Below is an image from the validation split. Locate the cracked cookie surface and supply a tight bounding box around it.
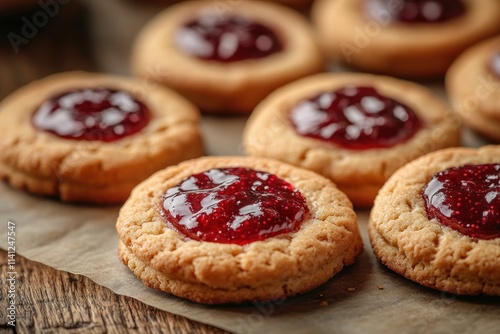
[116,156,363,304]
[369,146,500,295]
[0,71,203,204]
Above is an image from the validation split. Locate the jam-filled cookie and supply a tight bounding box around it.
[116,156,363,304]
[131,0,324,114]
[243,73,461,207]
[369,146,500,295]
[312,0,500,77]
[446,36,500,142]
[0,71,203,204]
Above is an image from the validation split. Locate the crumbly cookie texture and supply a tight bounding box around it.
[116,156,363,304]
[243,73,461,207]
[0,71,203,204]
[446,35,500,142]
[131,0,324,114]
[312,0,500,77]
[369,146,500,295]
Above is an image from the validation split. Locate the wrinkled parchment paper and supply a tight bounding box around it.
[1,0,499,332]
[1,120,499,334]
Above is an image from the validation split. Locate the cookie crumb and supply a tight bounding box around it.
[319,301,328,307]
[377,284,384,290]
[346,287,356,292]
[319,294,324,297]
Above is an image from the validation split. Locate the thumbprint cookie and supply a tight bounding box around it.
[369,146,500,295]
[243,73,461,207]
[0,71,203,204]
[116,156,363,304]
[131,0,324,113]
[312,0,500,77]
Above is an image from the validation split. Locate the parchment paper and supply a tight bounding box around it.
[1,121,499,334]
[1,0,500,333]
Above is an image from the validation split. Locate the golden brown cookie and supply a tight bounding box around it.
[369,146,500,295]
[0,71,203,204]
[243,73,461,207]
[131,0,324,114]
[116,156,363,304]
[446,35,500,142]
[312,0,500,78]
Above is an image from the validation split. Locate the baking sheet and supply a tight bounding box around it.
[1,0,499,333]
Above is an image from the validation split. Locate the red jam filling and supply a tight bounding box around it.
[289,86,421,150]
[489,51,500,78]
[161,167,309,245]
[368,0,466,23]
[423,164,500,240]
[32,88,151,142]
[175,15,283,62]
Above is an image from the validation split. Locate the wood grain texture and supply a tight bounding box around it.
[0,250,230,334]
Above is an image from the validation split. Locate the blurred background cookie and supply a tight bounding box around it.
[313,0,500,77]
[131,0,325,114]
[446,35,500,142]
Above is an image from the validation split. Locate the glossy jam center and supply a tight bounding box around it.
[488,51,500,78]
[32,88,151,142]
[423,164,500,240]
[289,86,421,150]
[162,167,309,245]
[175,15,283,62]
[368,0,466,23]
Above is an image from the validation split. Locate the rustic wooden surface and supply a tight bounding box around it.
[0,250,230,334]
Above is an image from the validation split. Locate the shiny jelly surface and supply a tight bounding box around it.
[423,164,500,240]
[161,167,309,245]
[488,51,500,78]
[368,0,466,23]
[32,88,151,142]
[289,86,421,150]
[175,15,283,62]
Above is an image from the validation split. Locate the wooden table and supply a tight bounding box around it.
[0,250,229,333]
